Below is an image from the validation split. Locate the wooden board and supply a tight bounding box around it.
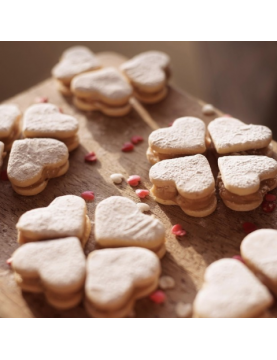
[1,52,277,318]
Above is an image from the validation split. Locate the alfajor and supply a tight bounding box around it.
[7,138,69,196]
[0,141,5,168]
[149,154,217,217]
[218,156,277,211]
[147,117,207,165]
[71,67,133,117]
[0,104,21,151]
[16,195,91,247]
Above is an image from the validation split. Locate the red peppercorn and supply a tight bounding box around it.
[121,142,134,152]
[6,258,12,266]
[84,152,97,162]
[149,290,166,304]
[59,107,63,113]
[262,201,276,213]
[232,255,245,264]
[265,194,276,202]
[171,224,187,236]
[242,222,258,234]
[81,191,95,201]
[131,135,143,145]
[0,170,9,181]
[35,96,48,103]
[135,189,149,198]
[127,175,141,186]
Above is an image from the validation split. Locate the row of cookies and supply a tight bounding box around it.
[149,154,277,215]
[52,46,171,116]
[147,116,273,165]
[9,194,167,316]
[193,229,277,318]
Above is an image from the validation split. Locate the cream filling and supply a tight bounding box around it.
[148,146,207,162]
[152,184,215,211]
[217,173,277,205]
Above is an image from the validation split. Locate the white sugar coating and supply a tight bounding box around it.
[193,259,273,318]
[12,237,86,293]
[149,154,215,199]
[85,247,161,308]
[110,173,124,184]
[159,275,175,289]
[218,156,277,196]
[71,67,133,100]
[0,104,21,136]
[23,103,78,137]
[149,117,206,154]
[136,203,150,212]
[208,117,272,154]
[241,229,277,294]
[202,104,215,115]
[52,46,100,80]
[95,196,165,250]
[175,302,192,318]
[0,141,4,168]
[131,51,170,69]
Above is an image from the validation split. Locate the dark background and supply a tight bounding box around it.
[1,41,277,134]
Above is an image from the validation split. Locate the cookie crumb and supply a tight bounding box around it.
[127,175,141,186]
[136,203,150,212]
[135,189,149,198]
[159,276,175,290]
[149,290,166,304]
[202,104,215,115]
[175,302,192,318]
[131,135,144,145]
[121,142,134,152]
[110,173,124,184]
[84,152,97,162]
[171,224,186,236]
[81,191,95,201]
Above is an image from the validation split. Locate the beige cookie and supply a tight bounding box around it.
[147,117,207,164]
[218,156,277,211]
[149,154,216,217]
[7,138,69,196]
[23,103,79,151]
[193,258,273,318]
[0,141,5,168]
[208,117,272,156]
[11,237,86,310]
[121,51,170,104]
[16,195,91,247]
[85,247,161,318]
[0,104,21,151]
[52,46,101,85]
[95,196,166,258]
[241,229,277,295]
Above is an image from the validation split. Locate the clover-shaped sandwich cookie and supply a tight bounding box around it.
[71,67,133,117]
[241,229,277,296]
[0,104,21,151]
[7,138,69,196]
[120,50,170,104]
[147,117,207,165]
[95,196,166,258]
[11,237,86,310]
[52,46,101,96]
[16,195,91,247]
[149,154,217,217]
[193,259,273,318]
[85,247,161,318]
[0,141,5,169]
[218,156,277,211]
[208,116,273,157]
[23,103,79,151]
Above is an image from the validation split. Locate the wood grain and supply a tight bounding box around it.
[0,52,277,318]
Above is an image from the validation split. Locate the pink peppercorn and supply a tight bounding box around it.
[232,255,245,264]
[262,201,276,213]
[121,142,134,152]
[149,290,166,304]
[6,258,12,266]
[171,224,186,236]
[242,222,258,234]
[84,152,97,162]
[127,175,141,186]
[135,189,149,198]
[131,135,143,145]
[265,194,276,202]
[35,96,48,103]
[81,191,95,201]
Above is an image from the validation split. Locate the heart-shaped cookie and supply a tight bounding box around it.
[149,154,216,217]
[16,195,91,247]
[193,258,273,318]
[147,117,207,164]
[23,103,79,151]
[52,46,101,84]
[12,237,86,310]
[0,104,21,151]
[85,247,161,317]
[95,196,166,258]
[0,141,4,168]
[241,229,277,295]
[208,117,272,155]
[7,138,69,195]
